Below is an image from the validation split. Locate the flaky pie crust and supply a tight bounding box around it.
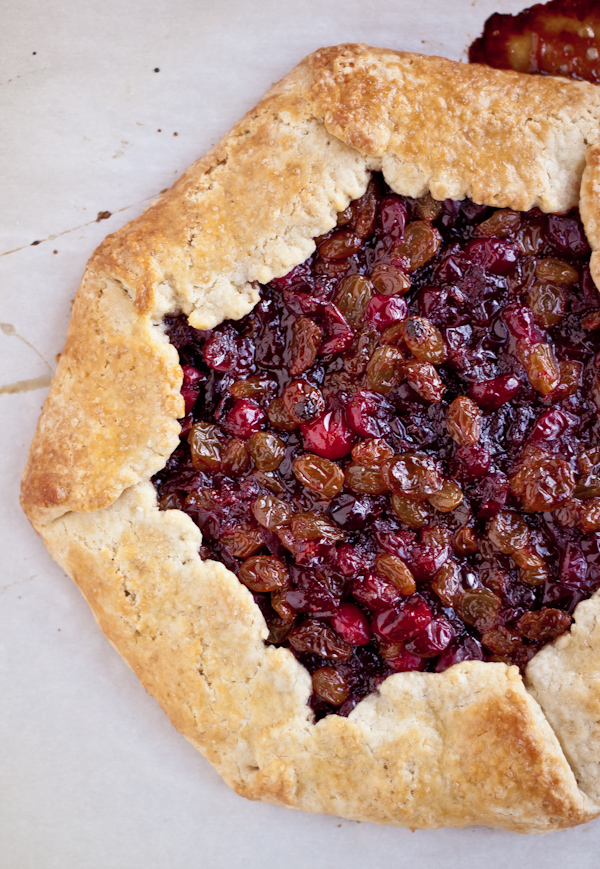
[20,45,600,831]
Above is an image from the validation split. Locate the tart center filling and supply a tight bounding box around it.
[154,176,600,719]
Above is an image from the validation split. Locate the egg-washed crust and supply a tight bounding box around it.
[20,45,600,830]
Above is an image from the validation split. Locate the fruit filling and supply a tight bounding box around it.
[469,0,600,83]
[154,175,600,719]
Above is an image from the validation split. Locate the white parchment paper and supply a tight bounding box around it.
[2,0,598,866]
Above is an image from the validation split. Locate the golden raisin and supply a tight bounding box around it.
[393,221,442,271]
[252,493,294,530]
[401,317,447,364]
[427,479,463,512]
[344,464,388,495]
[431,560,461,606]
[311,667,350,705]
[333,275,373,327]
[293,454,344,500]
[188,422,223,472]
[375,554,416,595]
[238,555,289,592]
[247,431,285,471]
[390,494,430,528]
[351,438,394,467]
[446,396,482,446]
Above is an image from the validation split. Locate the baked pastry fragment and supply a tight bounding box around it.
[21,44,600,831]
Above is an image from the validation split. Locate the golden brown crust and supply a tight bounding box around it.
[20,45,600,830]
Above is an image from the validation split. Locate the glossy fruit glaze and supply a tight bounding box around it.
[469,0,600,83]
[154,175,600,719]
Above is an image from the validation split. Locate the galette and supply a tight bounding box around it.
[21,44,600,831]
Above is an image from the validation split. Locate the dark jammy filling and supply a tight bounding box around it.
[154,175,600,719]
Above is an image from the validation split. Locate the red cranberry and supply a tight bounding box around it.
[405,617,455,657]
[285,574,341,617]
[366,295,408,331]
[528,408,570,443]
[181,387,200,414]
[329,493,378,531]
[302,410,355,459]
[546,214,590,257]
[320,304,354,354]
[270,263,312,290]
[224,399,265,439]
[203,328,252,374]
[468,374,520,410]
[352,573,403,612]
[408,542,449,580]
[345,391,391,438]
[374,527,416,561]
[559,543,588,588]
[371,595,432,642]
[379,196,407,241]
[182,364,204,387]
[502,304,544,343]
[463,238,519,274]
[434,636,485,672]
[202,328,238,371]
[283,287,323,316]
[475,471,509,518]
[335,543,366,576]
[330,602,372,645]
[454,445,491,480]
[386,650,427,672]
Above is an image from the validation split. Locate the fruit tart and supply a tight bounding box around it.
[21,44,600,831]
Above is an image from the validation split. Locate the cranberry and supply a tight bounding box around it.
[468,374,520,410]
[454,445,491,480]
[302,410,355,460]
[546,215,590,257]
[559,543,588,588]
[474,471,509,518]
[335,544,366,576]
[329,493,378,531]
[182,364,204,387]
[283,287,323,316]
[405,617,455,657]
[320,304,354,354]
[224,399,265,439]
[415,539,451,579]
[528,408,570,443]
[366,295,408,331]
[435,637,485,672]
[345,391,391,438]
[330,602,372,645]
[203,328,253,374]
[371,595,432,643]
[379,196,407,241]
[181,386,200,414]
[352,573,403,612]
[502,304,544,343]
[285,572,341,616]
[375,528,416,561]
[386,650,427,673]
[463,238,519,274]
